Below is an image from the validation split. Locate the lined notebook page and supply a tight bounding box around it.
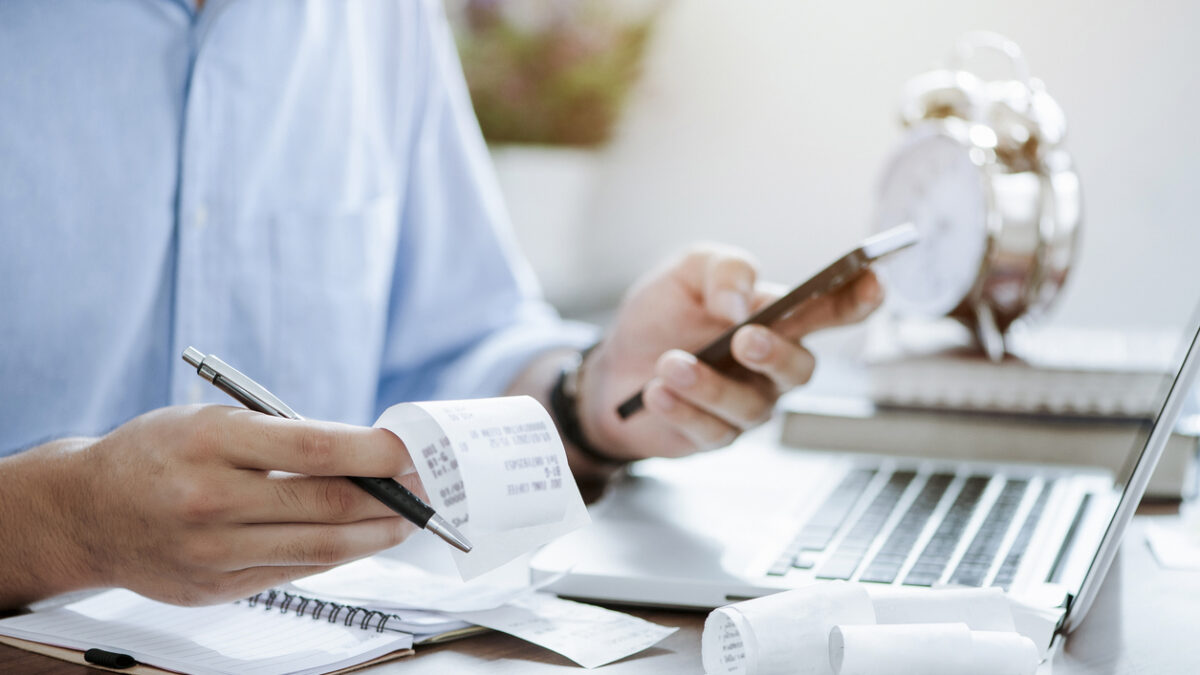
[0,589,413,675]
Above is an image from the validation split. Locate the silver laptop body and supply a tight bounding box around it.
[531,311,1200,648]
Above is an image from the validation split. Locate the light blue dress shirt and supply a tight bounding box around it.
[0,0,594,455]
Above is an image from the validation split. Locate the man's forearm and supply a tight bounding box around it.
[0,438,96,609]
[505,348,624,486]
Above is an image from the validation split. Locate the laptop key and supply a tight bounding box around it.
[816,471,916,580]
[793,550,820,569]
[903,571,941,587]
[816,554,864,580]
[795,469,877,547]
[766,559,793,576]
[794,526,840,550]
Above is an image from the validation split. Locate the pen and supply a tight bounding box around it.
[84,648,137,669]
[181,346,472,553]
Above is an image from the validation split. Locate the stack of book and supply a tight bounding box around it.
[781,322,1199,500]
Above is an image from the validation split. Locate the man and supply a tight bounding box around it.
[0,0,880,610]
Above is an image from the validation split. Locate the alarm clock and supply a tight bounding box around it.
[873,32,1082,360]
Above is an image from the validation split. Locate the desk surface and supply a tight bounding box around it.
[3,517,1198,674]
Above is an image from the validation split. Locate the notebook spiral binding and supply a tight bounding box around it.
[239,589,400,633]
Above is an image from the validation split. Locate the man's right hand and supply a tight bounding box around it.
[0,405,421,609]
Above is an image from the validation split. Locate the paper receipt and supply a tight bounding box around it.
[291,556,560,613]
[375,396,590,579]
[448,592,678,668]
[701,582,876,675]
[701,585,1039,675]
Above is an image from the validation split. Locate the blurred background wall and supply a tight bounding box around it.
[465,1,1200,331]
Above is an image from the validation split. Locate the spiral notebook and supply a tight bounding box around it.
[0,588,425,675]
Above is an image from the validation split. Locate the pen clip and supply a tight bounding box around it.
[182,346,302,420]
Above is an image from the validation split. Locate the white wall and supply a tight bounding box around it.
[541,1,1200,331]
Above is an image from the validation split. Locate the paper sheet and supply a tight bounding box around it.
[374,396,589,579]
[700,582,875,675]
[447,592,677,669]
[1146,520,1200,569]
[701,585,1041,675]
[829,623,1037,675]
[291,556,557,612]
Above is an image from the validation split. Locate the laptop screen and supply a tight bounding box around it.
[1063,307,1200,632]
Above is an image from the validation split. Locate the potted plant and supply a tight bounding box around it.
[445,0,662,309]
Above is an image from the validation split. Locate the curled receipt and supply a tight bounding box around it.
[701,585,1039,675]
[375,396,589,579]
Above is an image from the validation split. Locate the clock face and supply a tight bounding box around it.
[875,131,991,318]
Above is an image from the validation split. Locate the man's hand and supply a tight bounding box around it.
[579,245,882,463]
[0,405,420,609]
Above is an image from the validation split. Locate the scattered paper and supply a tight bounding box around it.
[447,592,677,669]
[1146,520,1200,569]
[291,556,557,613]
[375,396,589,579]
[701,585,1042,675]
[829,623,1037,675]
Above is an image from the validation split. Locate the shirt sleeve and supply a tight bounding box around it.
[374,0,597,415]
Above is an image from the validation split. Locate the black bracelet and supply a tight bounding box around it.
[549,346,629,466]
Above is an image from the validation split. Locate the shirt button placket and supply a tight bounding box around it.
[193,203,208,230]
[171,48,210,405]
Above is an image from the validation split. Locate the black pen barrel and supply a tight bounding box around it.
[348,476,435,528]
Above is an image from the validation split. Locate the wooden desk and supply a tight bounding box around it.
[4,517,1198,674]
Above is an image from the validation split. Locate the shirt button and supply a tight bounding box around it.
[188,381,205,405]
[194,204,209,230]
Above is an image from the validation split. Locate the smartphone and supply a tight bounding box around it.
[616,223,919,420]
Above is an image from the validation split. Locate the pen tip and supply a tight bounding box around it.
[427,513,473,553]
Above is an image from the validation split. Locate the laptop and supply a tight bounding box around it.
[530,308,1200,651]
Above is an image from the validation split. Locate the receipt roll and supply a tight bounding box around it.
[829,623,1037,675]
[866,586,1016,632]
[700,583,875,675]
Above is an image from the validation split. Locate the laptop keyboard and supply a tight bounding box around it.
[991,480,1055,589]
[765,469,876,576]
[903,476,990,586]
[947,479,1028,587]
[858,473,953,584]
[768,468,1052,589]
[815,471,916,580]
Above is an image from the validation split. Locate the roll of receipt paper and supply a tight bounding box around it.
[700,583,875,675]
[701,585,1039,675]
[829,623,1037,675]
